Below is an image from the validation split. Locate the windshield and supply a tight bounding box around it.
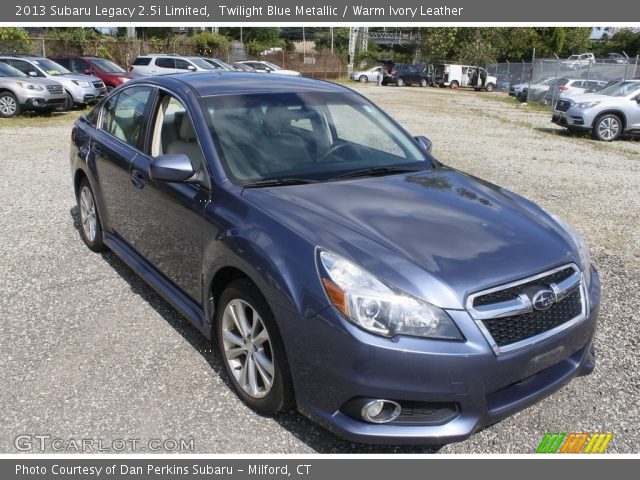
[208,58,234,70]
[90,58,125,73]
[567,56,579,61]
[596,81,640,97]
[32,58,70,76]
[201,92,432,184]
[0,62,26,77]
[189,57,218,70]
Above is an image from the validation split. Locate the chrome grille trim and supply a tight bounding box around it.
[466,264,588,356]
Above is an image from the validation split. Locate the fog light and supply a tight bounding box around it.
[361,399,401,424]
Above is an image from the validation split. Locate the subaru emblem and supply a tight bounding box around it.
[532,289,556,311]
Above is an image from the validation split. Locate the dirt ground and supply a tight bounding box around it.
[0,85,638,453]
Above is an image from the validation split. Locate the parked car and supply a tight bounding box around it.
[0,61,66,117]
[518,77,557,102]
[49,55,140,92]
[603,53,629,65]
[350,66,383,83]
[561,53,596,69]
[385,63,433,87]
[199,57,235,71]
[435,64,497,91]
[236,60,301,76]
[71,72,599,445]
[232,62,256,72]
[509,76,552,98]
[542,78,608,105]
[129,55,218,75]
[0,55,106,109]
[552,80,640,140]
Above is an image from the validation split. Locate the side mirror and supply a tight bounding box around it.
[265,67,272,72]
[28,71,38,77]
[414,135,433,154]
[149,154,195,183]
[187,65,196,71]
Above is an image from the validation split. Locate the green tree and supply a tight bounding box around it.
[0,27,31,53]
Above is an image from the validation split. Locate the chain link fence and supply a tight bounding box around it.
[0,37,346,79]
[488,55,640,107]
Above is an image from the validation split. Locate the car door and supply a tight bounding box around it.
[628,90,640,130]
[125,92,210,301]
[174,58,195,72]
[154,57,176,74]
[90,85,155,236]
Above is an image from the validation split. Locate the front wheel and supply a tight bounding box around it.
[359,75,368,83]
[395,77,405,87]
[63,91,74,111]
[450,80,459,89]
[419,78,428,87]
[485,83,495,92]
[216,279,294,414]
[593,114,622,141]
[0,92,20,118]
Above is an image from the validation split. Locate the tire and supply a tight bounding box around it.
[450,80,459,89]
[216,279,294,415]
[485,83,495,92]
[77,177,107,252]
[64,91,74,111]
[592,114,622,142]
[0,92,20,118]
[395,77,405,87]
[419,78,427,88]
[358,75,368,83]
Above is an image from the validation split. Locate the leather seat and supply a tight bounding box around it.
[165,114,204,171]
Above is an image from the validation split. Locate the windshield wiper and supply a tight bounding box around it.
[330,166,424,181]
[242,178,318,188]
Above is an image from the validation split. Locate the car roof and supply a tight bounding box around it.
[124,71,350,97]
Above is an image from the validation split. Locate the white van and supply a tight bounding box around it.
[435,64,497,92]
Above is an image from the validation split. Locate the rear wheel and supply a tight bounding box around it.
[485,83,495,92]
[77,178,107,252]
[64,91,74,111]
[359,75,368,83]
[419,78,428,87]
[0,92,20,118]
[593,114,622,141]
[395,77,405,87]
[216,279,294,414]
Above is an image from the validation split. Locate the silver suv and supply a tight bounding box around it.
[0,61,66,118]
[552,80,640,141]
[129,55,218,75]
[0,56,106,109]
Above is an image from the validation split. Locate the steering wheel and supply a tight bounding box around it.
[319,143,361,162]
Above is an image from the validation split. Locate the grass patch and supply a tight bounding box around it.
[0,110,83,129]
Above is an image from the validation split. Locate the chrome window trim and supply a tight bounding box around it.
[466,263,589,356]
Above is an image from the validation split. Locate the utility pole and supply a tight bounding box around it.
[330,27,334,55]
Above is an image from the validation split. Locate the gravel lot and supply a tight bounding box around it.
[1,86,638,454]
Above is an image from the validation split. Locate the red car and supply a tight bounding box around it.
[49,55,140,91]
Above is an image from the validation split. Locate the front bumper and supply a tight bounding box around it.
[277,266,600,444]
[18,92,67,110]
[552,108,595,131]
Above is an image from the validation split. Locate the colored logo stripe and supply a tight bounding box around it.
[537,433,613,453]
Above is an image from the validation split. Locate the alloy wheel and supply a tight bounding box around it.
[597,117,620,141]
[79,186,97,242]
[221,299,274,399]
[0,96,17,116]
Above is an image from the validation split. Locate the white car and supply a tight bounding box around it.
[236,61,301,77]
[129,55,218,76]
[562,53,596,70]
[542,78,608,105]
[351,66,383,83]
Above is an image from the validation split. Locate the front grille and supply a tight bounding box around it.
[92,81,105,89]
[46,84,63,94]
[556,99,572,112]
[473,267,574,307]
[482,288,583,347]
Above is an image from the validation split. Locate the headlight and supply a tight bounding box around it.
[72,80,91,88]
[576,101,601,109]
[546,211,592,281]
[17,82,44,91]
[318,250,463,340]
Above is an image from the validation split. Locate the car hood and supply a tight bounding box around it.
[565,93,612,103]
[242,168,577,309]
[10,77,61,88]
[54,73,102,84]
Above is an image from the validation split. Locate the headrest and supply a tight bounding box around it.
[179,115,197,141]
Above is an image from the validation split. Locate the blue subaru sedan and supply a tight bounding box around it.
[70,72,600,445]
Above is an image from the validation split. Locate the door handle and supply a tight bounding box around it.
[131,169,145,189]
